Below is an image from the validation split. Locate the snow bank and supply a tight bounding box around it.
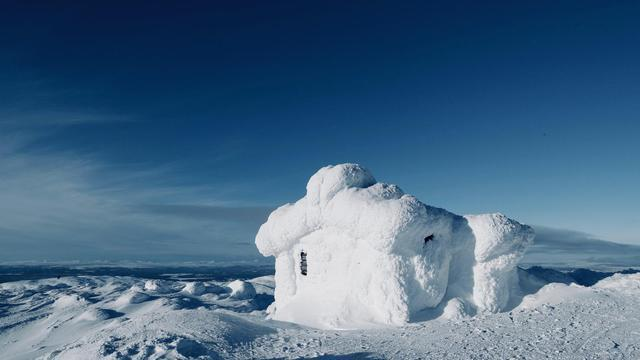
[594,273,640,294]
[255,164,535,329]
[53,294,88,309]
[516,283,590,310]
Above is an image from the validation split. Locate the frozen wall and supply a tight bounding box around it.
[255,164,534,329]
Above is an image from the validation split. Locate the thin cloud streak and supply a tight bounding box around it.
[0,128,268,262]
[522,226,640,269]
[0,109,134,127]
[138,204,273,223]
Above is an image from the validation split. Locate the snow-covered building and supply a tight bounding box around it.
[255,164,534,329]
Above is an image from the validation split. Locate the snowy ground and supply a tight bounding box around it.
[1,269,639,359]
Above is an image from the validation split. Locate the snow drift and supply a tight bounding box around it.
[255,164,535,329]
[3,271,640,359]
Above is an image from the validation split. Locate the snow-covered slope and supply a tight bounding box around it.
[1,271,639,359]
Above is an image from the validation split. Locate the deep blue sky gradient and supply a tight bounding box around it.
[1,1,639,260]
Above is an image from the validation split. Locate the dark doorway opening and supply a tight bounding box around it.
[300,251,307,276]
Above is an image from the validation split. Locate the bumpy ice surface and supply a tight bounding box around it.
[2,271,640,359]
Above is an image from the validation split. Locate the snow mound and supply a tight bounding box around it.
[594,273,640,294]
[76,308,123,322]
[182,281,208,295]
[53,294,88,309]
[440,298,470,320]
[256,163,535,329]
[227,280,257,300]
[517,283,590,310]
[516,273,640,311]
[113,289,152,307]
[144,279,176,293]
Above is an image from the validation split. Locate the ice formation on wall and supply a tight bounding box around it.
[255,164,534,329]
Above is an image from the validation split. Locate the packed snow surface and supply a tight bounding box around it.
[1,271,640,359]
[256,164,535,328]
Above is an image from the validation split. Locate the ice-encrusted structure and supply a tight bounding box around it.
[255,164,534,329]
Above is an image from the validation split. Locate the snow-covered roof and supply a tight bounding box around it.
[255,163,452,256]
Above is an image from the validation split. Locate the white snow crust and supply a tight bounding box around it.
[2,271,640,359]
[256,164,535,329]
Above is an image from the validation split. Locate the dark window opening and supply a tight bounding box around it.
[424,234,434,246]
[300,251,307,276]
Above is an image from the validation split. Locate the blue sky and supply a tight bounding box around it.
[1,1,639,262]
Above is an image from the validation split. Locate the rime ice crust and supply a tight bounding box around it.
[255,164,535,329]
[466,213,535,312]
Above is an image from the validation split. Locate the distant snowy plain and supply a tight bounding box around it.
[1,263,639,359]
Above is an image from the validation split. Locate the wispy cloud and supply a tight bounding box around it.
[522,226,640,269]
[0,123,269,263]
[137,204,272,223]
[0,109,133,128]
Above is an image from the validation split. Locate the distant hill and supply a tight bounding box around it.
[522,226,640,270]
[522,266,640,287]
